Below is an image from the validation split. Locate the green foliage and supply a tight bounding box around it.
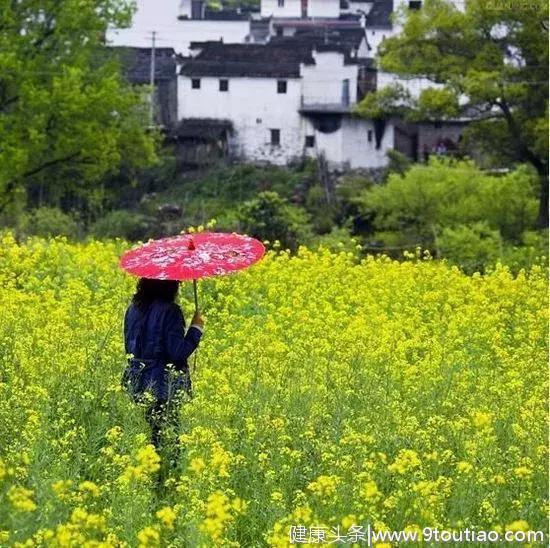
[359,157,539,249]
[0,0,159,214]
[127,163,317,232]
[238,191,313,251]
[438,221,503,274]
[353,84,411,120]
[90,210,153,242]
[356,0,549,225]
[305,185,338,234]
[308,226,362,255]
[18,207,79,239]
[385,149,412,176]
[500,229,549,273]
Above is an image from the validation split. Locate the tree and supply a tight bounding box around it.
[238,191,313,251]
[0,0,159,216]
[356,156,539,250]
[354,0,549,227]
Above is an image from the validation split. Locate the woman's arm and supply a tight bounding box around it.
[164,303,202,364]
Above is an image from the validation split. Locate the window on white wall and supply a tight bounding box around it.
[367,130,373,143]
[191,78,201,89]
[277,80,287,94]
[409,1,422,9]
[305,135,315,148]
[219,79,229,92]
[278,0,285,6]
[270,129,280,146]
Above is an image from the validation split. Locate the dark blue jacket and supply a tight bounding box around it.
[123,299,202,401]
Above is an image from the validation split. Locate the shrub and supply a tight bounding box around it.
[19,207,79,239]
[238,191,313,251]
[438,222,503,274]
[90,210,153,241]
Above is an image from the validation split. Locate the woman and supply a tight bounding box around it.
[123,277,204,453]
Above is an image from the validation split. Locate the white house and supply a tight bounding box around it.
[177,42,394,169]
[106,0,252,53]
[261,0,342,19]
[109,0,475,169]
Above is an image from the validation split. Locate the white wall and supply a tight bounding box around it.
[179,76,304,165]
[108,20,250,54]
[356,36,370,58]
[365,28,390,58]
[301,51,358,106]
[341,117,393,168]
[308,0,340,18]
[261,0,302,18]
[106,0,250,54]
[346,1,374,15]
[303,116,393,169]
[176,48,392,168]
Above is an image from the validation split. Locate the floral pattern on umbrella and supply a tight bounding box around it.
[119,232,265,280]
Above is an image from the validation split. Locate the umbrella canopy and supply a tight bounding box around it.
[119,232,265,281]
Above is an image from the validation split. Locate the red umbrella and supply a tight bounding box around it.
[119,231,265,309]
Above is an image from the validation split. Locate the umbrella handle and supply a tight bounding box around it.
[193,279,199,312]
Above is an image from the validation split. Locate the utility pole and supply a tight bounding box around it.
[149,30,156,127]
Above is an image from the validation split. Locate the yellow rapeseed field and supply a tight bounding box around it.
[0,231,547,547]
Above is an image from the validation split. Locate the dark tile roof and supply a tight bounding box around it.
[365,0,393,29]
[273,17,361,28]
[180,43,316,78]
[110,47,177,84]
[189,40,223,50]
[171,118,233,139]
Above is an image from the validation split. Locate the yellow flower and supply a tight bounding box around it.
[105,426,123,443]
[505,520,530,533]
[52,479,73,499]
[306,475,340,497]
[136,444,161,473]
[361,480,380,500]
[78,480,101,498]
[388,450,421,474]
[472,411,492,429]
[156,506,177,530]
[231,497,248,515]
[137,526,160,547]
[514,466,532,479]
[457,461,473,474]
[8,486,37,512]
[270,491,284,503]
[342,514,357,529]
[199,491,234,542]
[188,457,206,474]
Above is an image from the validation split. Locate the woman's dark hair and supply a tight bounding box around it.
[132,278,180,311]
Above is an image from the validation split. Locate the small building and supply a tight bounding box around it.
[168,118,234,167]
[179,42,394,169]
